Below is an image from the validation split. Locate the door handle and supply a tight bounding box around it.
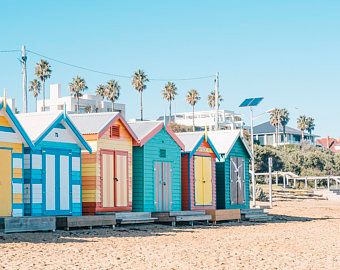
[114,178,118,182]
[163,182,166,186]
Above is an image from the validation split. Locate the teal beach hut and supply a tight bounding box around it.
[129,121,184,212]
[208,130,252,210]
[17,111,91,216]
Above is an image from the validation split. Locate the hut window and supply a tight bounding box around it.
[160,149,166,158]
[110,125,120,138]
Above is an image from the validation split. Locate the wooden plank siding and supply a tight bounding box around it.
[216,137,250,210]
[82,118,134,214]
[132,128,182,212]
[0,111,25,217]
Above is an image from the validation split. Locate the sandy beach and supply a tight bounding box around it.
[0,200,339,270]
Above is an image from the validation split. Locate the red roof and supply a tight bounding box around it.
[317,137,340,153]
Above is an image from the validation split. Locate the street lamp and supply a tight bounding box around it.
[239,97,264,208]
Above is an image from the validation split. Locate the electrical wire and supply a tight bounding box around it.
[0,50,20,53]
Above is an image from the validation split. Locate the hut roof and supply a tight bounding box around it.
[129,121,184,149]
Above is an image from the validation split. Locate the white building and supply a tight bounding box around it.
[158,109,243,130]
[37,84,125,117]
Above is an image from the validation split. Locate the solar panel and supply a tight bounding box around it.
[239,98,254,107]
[239,97,263,107]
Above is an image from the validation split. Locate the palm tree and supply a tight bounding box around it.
[297,115,308,142]
[69,76,88,113]
[279,108,290,145]
[28,79,41,112]
[105,80,120,112]
[207,91,223,109]
[162,81,178,122]
[132,69,149,120]
[306,117,315,137]
[186,89,200,131]
[269,108,281,146]
[96,84,106,99]
[35,59,52,111]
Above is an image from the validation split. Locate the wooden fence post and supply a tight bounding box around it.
[268,158,273,208]
[276,172,278,185]
[305,177,308,189]
[293,178,296,188]
[327,176,330,191]
[314,179,317,191]
[283,174,286,189]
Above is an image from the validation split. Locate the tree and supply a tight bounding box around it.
[279,108,290,145]
[297,115,308,141]
[84,105,92,113]
[306,117,315,135]
[207,91,223,109]
[96,84,106,99]
[35,59,52,111]
[269,108,281,146]
[28,79,41,112]
[69,76,88,113]
[162,81,178,122]
[132,69,149,120]
[186,89,200,131]
[105,80,120,111]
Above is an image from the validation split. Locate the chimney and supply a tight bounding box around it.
[50,84,61,100]
[327,136,330,148]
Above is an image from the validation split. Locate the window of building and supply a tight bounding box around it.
[109,125,120,138]
[57,105,64,110]
[258,135,265,145]
[267,134,274,145]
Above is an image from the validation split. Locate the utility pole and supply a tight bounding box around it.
[214,72,219,131]
[268,157,273,208]
[21,45,27,113]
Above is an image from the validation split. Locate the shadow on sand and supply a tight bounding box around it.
[0,213,337,244]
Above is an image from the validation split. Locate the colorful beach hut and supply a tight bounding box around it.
[16,111,91,216]
[0,99,33,217]
[128,121,184,212]
[175,132,219,211]
[69,113,137,215]
[208,130,252,210]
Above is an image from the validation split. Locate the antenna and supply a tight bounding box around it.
[21,45,28,113]
[214,72,219,131]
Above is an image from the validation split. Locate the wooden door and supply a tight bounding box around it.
[44,152,71,214]
[102,152,114,208]
[194,156,204,205]
[230,157,245,205]
[202,157,212,205]
[154,162,172,212]
[0,149,12,216]
[115,152,128,207]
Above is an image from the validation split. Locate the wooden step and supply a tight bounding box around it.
[169,211,206,217]
[56,215,116,230]
[118,218,157,225]
[206,209,241,223]
[115,212,157,225]
[0,217,56,233]
[175,214,211,222]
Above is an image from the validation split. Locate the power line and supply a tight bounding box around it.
[26,49,214,82]
[0,49,20,53]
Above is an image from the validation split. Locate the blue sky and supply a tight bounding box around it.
[1,1,339,137]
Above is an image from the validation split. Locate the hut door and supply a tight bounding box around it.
[154,162,172,211]
[194,156,213,206]
[0,149,12,216]
[102,152,115,208]
[45,152,71,214]
[230,157,245,205]
[115,152,128,207]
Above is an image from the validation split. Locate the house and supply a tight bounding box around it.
[37,84,125,116]
[0,98,33,217]
[316,137,340,153]
[175,132,220,211]
[129,121,184,212]
[208,130,252,210]
[253,121,318,146]
[69,112,137,215]
[16,111,92,216]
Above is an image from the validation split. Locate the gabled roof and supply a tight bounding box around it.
[128,121,184,149]
[253,121,315,136]
[16,111,91,152]
[0,99,34,148]
[175,131,220,159]
[69,112,137,141]
[207,130,252,158]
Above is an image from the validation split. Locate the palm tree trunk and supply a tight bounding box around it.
[192,105,195,132]
[77,96,79,113]
[169,101,172,123]
[301,130,304,142]
[112,101,114,112]
[35,97,37,112]
[42,80,45,111]
[140,91,143,121]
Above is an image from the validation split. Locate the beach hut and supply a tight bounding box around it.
[69,113,137,215]
[16,111,91,216]
[175,132,220,211]
[128,121,184,212]
[0,98,33,217]
[208,130,252,210]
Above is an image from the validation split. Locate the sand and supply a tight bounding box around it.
[0,200,339,270]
